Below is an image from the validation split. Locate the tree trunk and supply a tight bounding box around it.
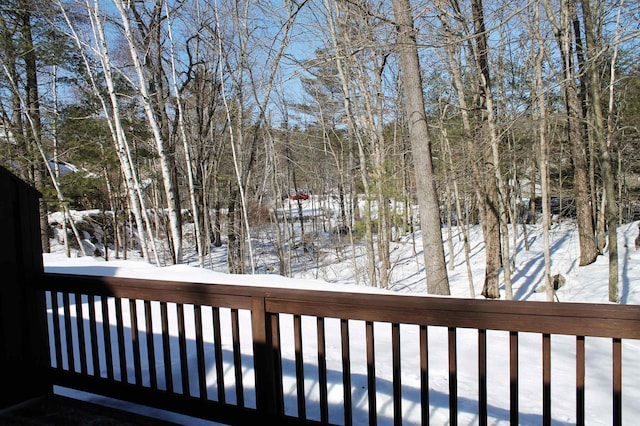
[471,0,513,299]
[392,0,449,295]
[114,0,183,264]
[542,0,598,266]
[438,2,500,298]
[533,3,555,301]
[165,6,205,267]
[227,187,245,274]
[442,127,475,297]
[74,0,160,265]
[581,0,618,302]
[18,6,50,253]
[323,0,377,286]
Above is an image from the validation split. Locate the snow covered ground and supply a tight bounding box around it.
[43,215,640,425]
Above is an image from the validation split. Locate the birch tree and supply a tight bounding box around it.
[113,0,184,265]
[208,0,301,273]
[164,0,205,267]
[57,0,161,265]
[324,0,400,288]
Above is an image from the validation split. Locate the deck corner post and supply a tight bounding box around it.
[251,296,277,419]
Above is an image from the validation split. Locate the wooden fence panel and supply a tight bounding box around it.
[0,166,49,409]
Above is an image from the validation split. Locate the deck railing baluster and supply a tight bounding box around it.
[392,322,401,426]
[75,293,87,375]
[50,292,63,370]
[231,308,244,406]
[341,318,352,426]
[129,299,142,386]
[270,313,284,416]
[576,335,585,426]
[143,300,157,390]
[177,303,190,396]
[212,307,225,403]
[613,337,622,426]
[194,305,207,400]
[88,295,99,377]
[317,317,328,424]
[160,302,172,393]
[366,320,376,426]
[294,314,306,419]
[420,325,429,426]
[63,292,74,373]
[115,297,127,383]
[510,331,518,425]
[101,296,114,381]
[543,333,551,425]
[448,327,457,426]
[478,329,487,426]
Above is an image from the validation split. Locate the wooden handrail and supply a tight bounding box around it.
[39,273,640,337]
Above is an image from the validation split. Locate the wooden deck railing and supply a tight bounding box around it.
[36,273,640,426]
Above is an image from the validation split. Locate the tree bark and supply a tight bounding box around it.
[533,3,555,301]
[581,0,618,301]
[165,2,205,267]
[438,2,499,298]
[470,0,513,299]
[392,0,449,295]
[542,0,599,266]
[65,0,160,264]
[114,0,184,264]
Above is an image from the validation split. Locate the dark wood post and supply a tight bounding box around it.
[0,166,51,408]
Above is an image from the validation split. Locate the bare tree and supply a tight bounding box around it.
[542,0,599,266]
[440,122,475,297]
[57,0,161,264]
[532,1,554,301]
[323,0,378,286]
[164,0,205,267]
[174,12,227,259]
[392,0,450,295]
[113,0,184,264]
[469,0,514,299]
[582,0,623,302]
[209,0,301,273]
[436,1,501,298]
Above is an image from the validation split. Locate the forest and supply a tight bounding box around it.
[1,0,639,302]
